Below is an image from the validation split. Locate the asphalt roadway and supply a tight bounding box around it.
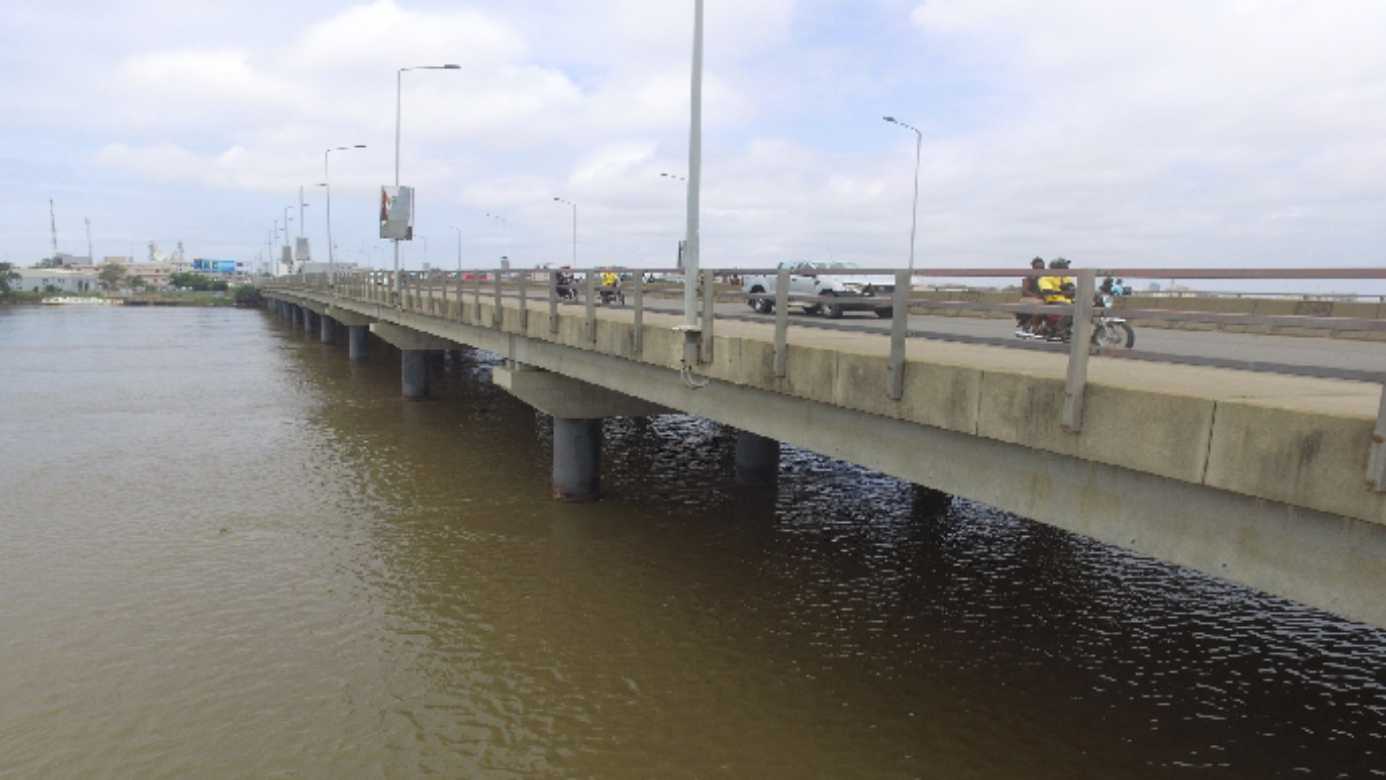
[479,286,1386,381]
[654,297,1386,381]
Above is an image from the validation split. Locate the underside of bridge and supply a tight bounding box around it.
[261,289,1386,631]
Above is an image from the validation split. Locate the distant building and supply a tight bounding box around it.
[13,268,98,293]
[125,263,175,288]
[102,256,134,265]
[52,253,93,267]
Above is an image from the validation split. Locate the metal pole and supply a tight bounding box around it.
[454,226,462,273]
[324,151,333,284]
[571,203,577,267]
[393,68,403,301]
[683,0,704,328]
[909,129,921,274]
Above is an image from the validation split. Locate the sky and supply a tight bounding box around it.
[3,0,1386,278]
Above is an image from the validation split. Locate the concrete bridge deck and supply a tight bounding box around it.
[262,284,1386,630]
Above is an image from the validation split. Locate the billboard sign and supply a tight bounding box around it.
[380,186,415,240]
[193,258,238,273]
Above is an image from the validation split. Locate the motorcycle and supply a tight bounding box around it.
[553,272,578,301]
[1015,292,1135,351]
[597,283,625,307]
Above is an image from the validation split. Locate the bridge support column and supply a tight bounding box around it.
[369,323,458,401]
[401,350,430,401]
[491,363,669,502]
[553,418,602,501]
[911,484,952,517]
[319,315,336,345]
[348,326,368,361]
[734,431,780,486]
[302,308,317,335]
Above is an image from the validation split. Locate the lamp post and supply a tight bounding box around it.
[683,0,704,328]
[324,144,366,285]
[393,64,460,298]
[282,206,295,273]
[450,225,462,273]
[883,116,923,274]
[485,212,509,265]
[552,197,577,267]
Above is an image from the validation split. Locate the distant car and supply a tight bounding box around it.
[741,261,896,319]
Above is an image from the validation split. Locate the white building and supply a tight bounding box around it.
[13,268,99,293]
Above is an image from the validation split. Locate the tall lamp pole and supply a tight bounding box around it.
[883,116,922,273]
[683,0,704,328]
[552,197,577,266]
[393,64,460,298]
[323,144,366,286]
[450,225,462,273]
[485,212,509,265]
[282,206,294,272]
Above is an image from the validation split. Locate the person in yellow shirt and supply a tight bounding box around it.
[1038,258,1074,303]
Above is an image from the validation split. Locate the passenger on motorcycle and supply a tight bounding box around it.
[1016,257,1046,335]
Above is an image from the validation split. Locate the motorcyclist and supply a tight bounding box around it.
[1016,257,1046,335]
[599,270,623,305]
[1034,258,1075,338]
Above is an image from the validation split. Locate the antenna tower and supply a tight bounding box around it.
[49,198,59,257]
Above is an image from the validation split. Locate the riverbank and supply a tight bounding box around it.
[1,291,240,307]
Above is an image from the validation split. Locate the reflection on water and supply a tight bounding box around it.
[0,305,1383,778]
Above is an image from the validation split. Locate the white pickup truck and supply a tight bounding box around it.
[741,261,897,319]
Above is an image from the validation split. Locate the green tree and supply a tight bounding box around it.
[0,262,17,296]
[98,263,128,291]
[128,276,148,291]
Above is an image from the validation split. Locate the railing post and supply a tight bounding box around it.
[1062,269,1097,432]
[549,270,560,335]
[773,269,789,378]
[473,274,482,325]
[700,269,715,364]
[518,270,529,332]
[584,271,597,343]
[632,273,644,355]
[887,269,910,400]
[493,269,503,328]
[1368,382,1386,491]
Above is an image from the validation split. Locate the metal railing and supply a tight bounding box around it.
[263,263,1386,490]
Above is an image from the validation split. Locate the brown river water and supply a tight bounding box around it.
[1,304,1384,778]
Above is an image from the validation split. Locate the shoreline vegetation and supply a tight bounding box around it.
[1,286,263,308]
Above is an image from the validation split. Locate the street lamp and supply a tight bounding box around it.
[324,144,366,285]
[883,115,923,273]
[485,212,509,264]
[393,64,460,297]
[683,0,704,328]
[281,207,295,272]
[450,225,462,273]
[553,197,577,267]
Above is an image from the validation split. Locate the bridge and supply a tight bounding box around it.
[262,268,1386,631]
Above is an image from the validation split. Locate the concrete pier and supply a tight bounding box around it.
[401,350,430,401]
[553,418,602,501]
[302,308,317,335]
[319,315,336,345]
[911,484,952,518]
[734,431,781,486]
[348,325,369,361]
